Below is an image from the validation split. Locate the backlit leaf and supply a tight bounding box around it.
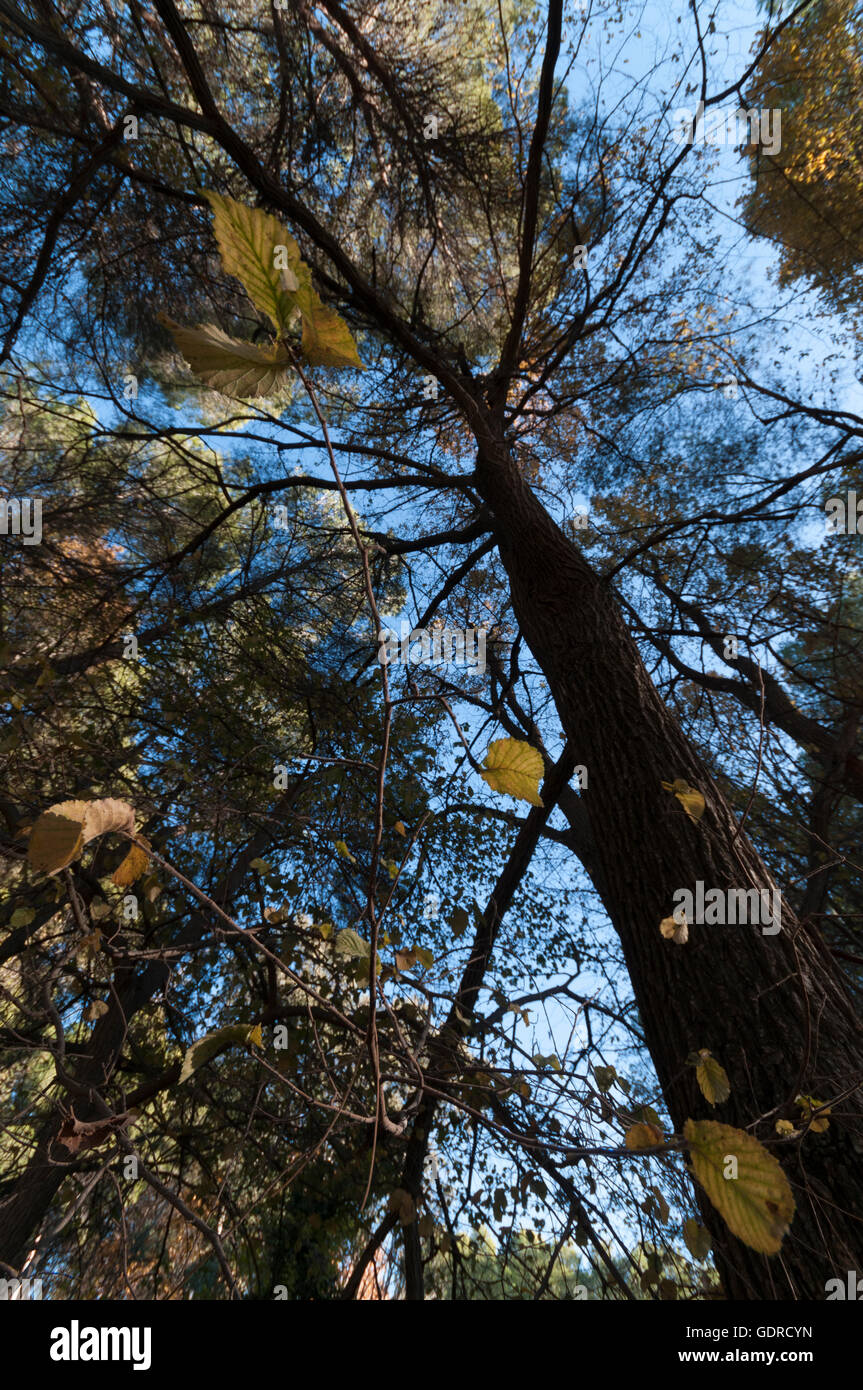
[683,1216,712,1260]
[684,1119,795,1254]
[178,1023,263,1084]
[625,1121,665,1149]
[334,927,370,958]
[480,738,544,806]
[203,191,299,334]
[112,841,150,888]
[159,317,292,398]
[28,798,136,875]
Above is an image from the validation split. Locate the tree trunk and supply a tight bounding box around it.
[475,433,863,1299]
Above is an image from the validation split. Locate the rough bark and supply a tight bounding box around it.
[474,431,863,1299]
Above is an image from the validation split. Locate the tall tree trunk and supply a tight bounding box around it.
[475,432,863,1299]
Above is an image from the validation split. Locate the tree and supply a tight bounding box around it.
[741,0,863,327]
[1,0,862,1301]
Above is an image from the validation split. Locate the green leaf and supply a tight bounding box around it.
[203,191,299,335]
[178,1023,263,1084]
[334,839,357,864]
[451,906,470,939]
[9,907,35,927]
[414,945,434,970]
[334,927,370,958]
[249,857,272,873]
[159,317,292,398]
[593,1064,618,1093]
[480,738,544,806]
[684,1118,795,1254]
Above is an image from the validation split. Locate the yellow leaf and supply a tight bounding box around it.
[178,1023,262,1084]
[625,1121,665,1150]
[159,316,292,398]
[112,840,150,887]
[394,821,407,837]
[660,913,689,945]
[684,1119,795,1255]
[480,738,544,806]
[387,1187,416,1226]
[300,295,364,369]
[203,191,298,334]
[27,811,85,875]
[695,1049,731,1106]
[795,1094,831,1133]
[28,798,136,876]
[661,778,705,822]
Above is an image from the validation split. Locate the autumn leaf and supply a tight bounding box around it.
[693,1049,731,1106]
[28,798,136,876]
[660,913,689,945]
[625,1121,665,1149]
[159,317,292,398]
[299,294,364,369]
[661,778,705,823]
[480,738,544,806]
[796,1094,831,1133]
[112,840,151,888]
[203,191,299,335]
[57,1108,131,1153]
[178,1023,263,1084]
[387,1187,416,1226]
[334,927,370,959]
[684,1119,795,1254]
[683,1217,712,1260]
[394,947,416,973]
